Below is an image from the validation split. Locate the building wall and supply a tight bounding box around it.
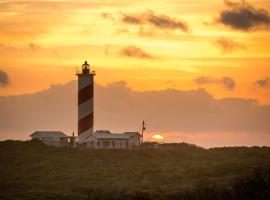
[43,137,61,146]
[86,139,129,149]
[84,133,142,149]
[31,136,60,146]
[128,135,141,147]
[31,136,69,147]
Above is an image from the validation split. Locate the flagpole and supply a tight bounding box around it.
[141,120,146,144]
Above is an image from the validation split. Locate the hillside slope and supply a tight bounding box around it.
[0,140,270,200]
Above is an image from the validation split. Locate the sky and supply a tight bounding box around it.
[0,0,270,147]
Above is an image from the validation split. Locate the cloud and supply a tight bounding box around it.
[218,0,270,31]
[147,12,189,31]
[221,77,236,90]
[122,14,143,25]
[121,11,189,32]
[0,81,269,142]
[214,36,245,53]
[119,45,154,59]
[0,69,10,87]
[195,76,213,84]
[195,76,236,90]
[256,78,270,88]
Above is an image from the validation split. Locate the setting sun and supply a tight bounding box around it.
[151,135,164,143]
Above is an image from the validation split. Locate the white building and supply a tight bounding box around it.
[84,130,141,149]
[30,131,75,147]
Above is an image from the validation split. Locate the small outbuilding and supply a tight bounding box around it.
[30,131,75,147]
[84,130,141,149]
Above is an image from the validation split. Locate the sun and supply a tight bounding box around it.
[151,135,164,143]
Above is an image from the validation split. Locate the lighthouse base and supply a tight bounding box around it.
[78,129,93,144]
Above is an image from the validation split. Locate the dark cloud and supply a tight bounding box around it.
[214,36,245,53]
[121,11,189,32]
[195,76,236,90]
[122,14,143,25]
[221,77,236,90]
[0,70,10,87]
[0,81,269,141]
[147,12,189,31]
[119,45,154,59]
[256,78,270,88]
[219,0,270,31]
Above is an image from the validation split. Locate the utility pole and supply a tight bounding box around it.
[141,120,146,144]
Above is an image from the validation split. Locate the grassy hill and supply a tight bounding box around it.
[0,140,270,200]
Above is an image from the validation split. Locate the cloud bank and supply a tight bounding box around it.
[0,81,269,142]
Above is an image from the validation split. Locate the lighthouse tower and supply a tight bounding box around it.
[76,61,95,144]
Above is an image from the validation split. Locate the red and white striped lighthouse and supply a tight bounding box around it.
[76,61,95,144]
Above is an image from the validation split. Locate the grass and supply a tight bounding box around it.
[0,140,270,199]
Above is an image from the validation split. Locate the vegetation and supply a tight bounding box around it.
[0,140,270,200]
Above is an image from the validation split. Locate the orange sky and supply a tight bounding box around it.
[0,0,269,104]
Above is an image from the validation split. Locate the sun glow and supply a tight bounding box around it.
[151,135,164,143]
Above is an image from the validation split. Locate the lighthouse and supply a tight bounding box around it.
[76,61,95,144]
